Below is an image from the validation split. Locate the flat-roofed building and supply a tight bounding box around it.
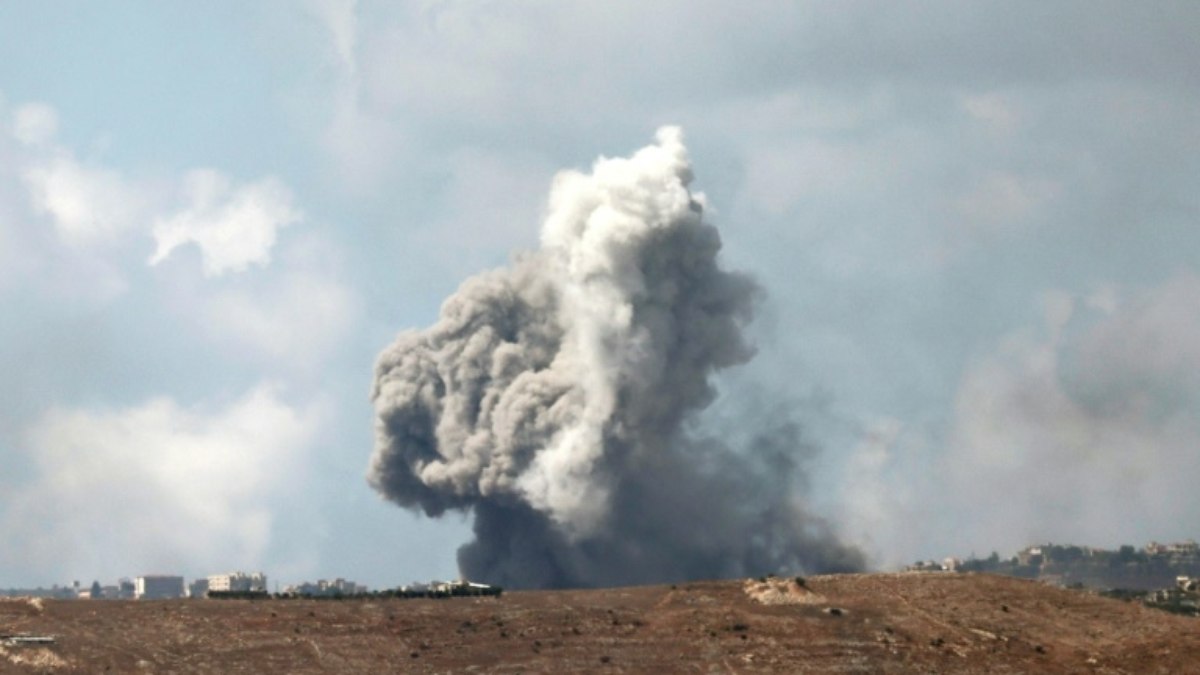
[282,578,366,596]
[188,578,209,598]
[207,572,267,593]
[134,575,185,599]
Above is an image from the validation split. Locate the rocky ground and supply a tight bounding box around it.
[2,572,1197,673]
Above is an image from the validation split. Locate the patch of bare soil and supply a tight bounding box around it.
[0,643,68,670]
[1,573,1197,673]
[743,576,826,606]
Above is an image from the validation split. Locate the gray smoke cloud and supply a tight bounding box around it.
[369,128,864,588]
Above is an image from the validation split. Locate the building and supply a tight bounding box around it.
[282,578,366,597]
[134,575,185,599]
[188,578,209,598]
[1146,540,1199,557]
[207,572,267,593]
[433,579,499,594]
[1016,546,1044,567]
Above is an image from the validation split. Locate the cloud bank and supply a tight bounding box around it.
[1,385,319,580]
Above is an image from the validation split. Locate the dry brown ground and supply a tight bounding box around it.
[2,572,1198,673]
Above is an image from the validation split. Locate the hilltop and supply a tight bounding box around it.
[2,572,1198,673]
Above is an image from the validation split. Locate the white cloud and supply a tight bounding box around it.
[0,385,321,580]
[147,231,362,377]
[0,101,134,299]
[12,102,59,146]
[954,171,1058,228]
[2,99,305,285]
[202,270,359,370]
[962,92,1021,135]
[22,152,150,247]
[149,169,302,277]
[10,100,150,249]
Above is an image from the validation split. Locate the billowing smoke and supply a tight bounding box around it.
[369,128,864,588]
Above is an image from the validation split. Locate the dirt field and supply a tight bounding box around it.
[2,572,1197,673]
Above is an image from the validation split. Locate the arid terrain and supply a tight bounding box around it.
[2,573,1197,673]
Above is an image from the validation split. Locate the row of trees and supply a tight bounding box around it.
[206,585,504,601]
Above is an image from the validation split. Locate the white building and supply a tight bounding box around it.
[282,578,366,596]
[134,575,185,599]
[207,572,267,593]
[433,579,498,594]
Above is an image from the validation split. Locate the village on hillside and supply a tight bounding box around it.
[907,539,1200,616]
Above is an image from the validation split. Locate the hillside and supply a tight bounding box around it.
[2,573,1198,673]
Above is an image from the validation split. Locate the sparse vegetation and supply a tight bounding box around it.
[1101,587,1200,618]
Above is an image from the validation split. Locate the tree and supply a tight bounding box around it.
[90,580,102,599]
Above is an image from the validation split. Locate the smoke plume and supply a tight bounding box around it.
[369,128,864,588]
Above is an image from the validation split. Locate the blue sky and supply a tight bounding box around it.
[1,1,1198,588]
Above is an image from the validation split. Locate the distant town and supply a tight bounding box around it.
[906,539,1200,616]
[3,539,1196,609]
[906,539,1199,588]
[0,572,498,601]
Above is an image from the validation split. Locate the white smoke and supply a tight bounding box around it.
[369,127,862,588]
